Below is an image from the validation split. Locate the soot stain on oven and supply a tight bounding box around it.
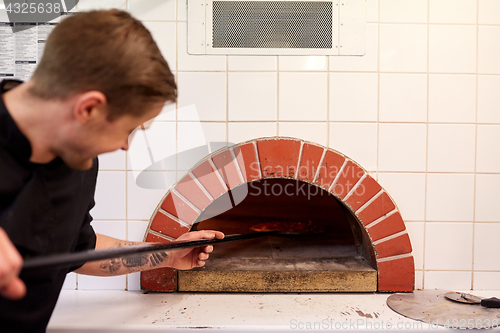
[180,178,377,292]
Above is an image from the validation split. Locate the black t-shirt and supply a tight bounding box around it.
[0,80,98,332]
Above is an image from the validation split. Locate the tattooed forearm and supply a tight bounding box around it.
[122,254,149,268]
[99,258,122,274]
[98,252,169,274]
[150,252,168,267]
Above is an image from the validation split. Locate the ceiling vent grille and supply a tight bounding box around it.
[188,0,366,55]
[212,1,333,49]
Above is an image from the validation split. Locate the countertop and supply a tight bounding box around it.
[47,290,500,332]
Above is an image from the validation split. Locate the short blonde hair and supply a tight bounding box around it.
[29,9,176,120]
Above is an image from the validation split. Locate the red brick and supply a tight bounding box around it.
[297,143,324,183]
[192,160,226,199]
[174,174,212,211]
[142,233,177,291]
[146,232,170,243]
[212,149,243,189]
[375,233,412,259]
[160,192,199,225]
[377,256,415,292]
[257,139,301,178]
[142,234,178,291]
[368,212,406,242]
[330,160,364,199]
[145,232,172,243]
[345,175,382,212]
[314,150,345,189]
[234,143,260,182]
[149,212,190,239]
[357,192,396,226]
[141,268,177,292]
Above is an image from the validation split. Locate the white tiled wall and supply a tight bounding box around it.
[15,0,499,291]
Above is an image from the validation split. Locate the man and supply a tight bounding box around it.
[0,9,223,332]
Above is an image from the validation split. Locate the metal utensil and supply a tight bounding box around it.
[445,291,500,308]
[22,231,281,271]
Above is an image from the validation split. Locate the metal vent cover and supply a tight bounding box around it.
[212,1,332,49]
[188,0,365,55]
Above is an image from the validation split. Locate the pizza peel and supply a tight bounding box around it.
[387,289,500,329]
[22,231,284,271]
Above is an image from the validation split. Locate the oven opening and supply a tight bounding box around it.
[179,178,378,292]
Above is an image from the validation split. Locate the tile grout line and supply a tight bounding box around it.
[225,51,229,147]
[421,0,430,290]
[174,69,496,75]
[118,0,130,291]
[124,148,129,291]
[326,40,331,148]
[123,0,132,290]
[174,0,181,205]
[375,0,380,185]
[166,119,500,125]
[125,0,130,292]
[276,55,280,136]
[471,0,481,291]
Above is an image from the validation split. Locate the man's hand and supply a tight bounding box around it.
[165,230,225,270]
[0,227,26,300]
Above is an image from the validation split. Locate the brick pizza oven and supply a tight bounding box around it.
[141,137,414,293]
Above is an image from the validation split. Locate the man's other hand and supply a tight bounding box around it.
[0,227,26,299]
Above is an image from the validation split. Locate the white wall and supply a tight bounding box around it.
[9,0,499,291]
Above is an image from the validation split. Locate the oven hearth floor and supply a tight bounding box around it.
[178,256,376,292]
[178,235,377,292]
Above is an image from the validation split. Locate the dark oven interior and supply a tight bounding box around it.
[179,179,378,292]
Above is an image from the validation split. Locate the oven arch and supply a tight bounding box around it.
[141,137,414,292]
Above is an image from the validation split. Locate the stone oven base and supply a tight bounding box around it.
[178,257,376,292]
[177,235,377,292]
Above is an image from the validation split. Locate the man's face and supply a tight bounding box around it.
[59,103,164,170]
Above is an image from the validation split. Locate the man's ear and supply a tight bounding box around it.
[73,91,108,124]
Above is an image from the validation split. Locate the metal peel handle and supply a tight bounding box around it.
[445,291,500,308]
[480,297,500,308]
[22,231,281,271]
